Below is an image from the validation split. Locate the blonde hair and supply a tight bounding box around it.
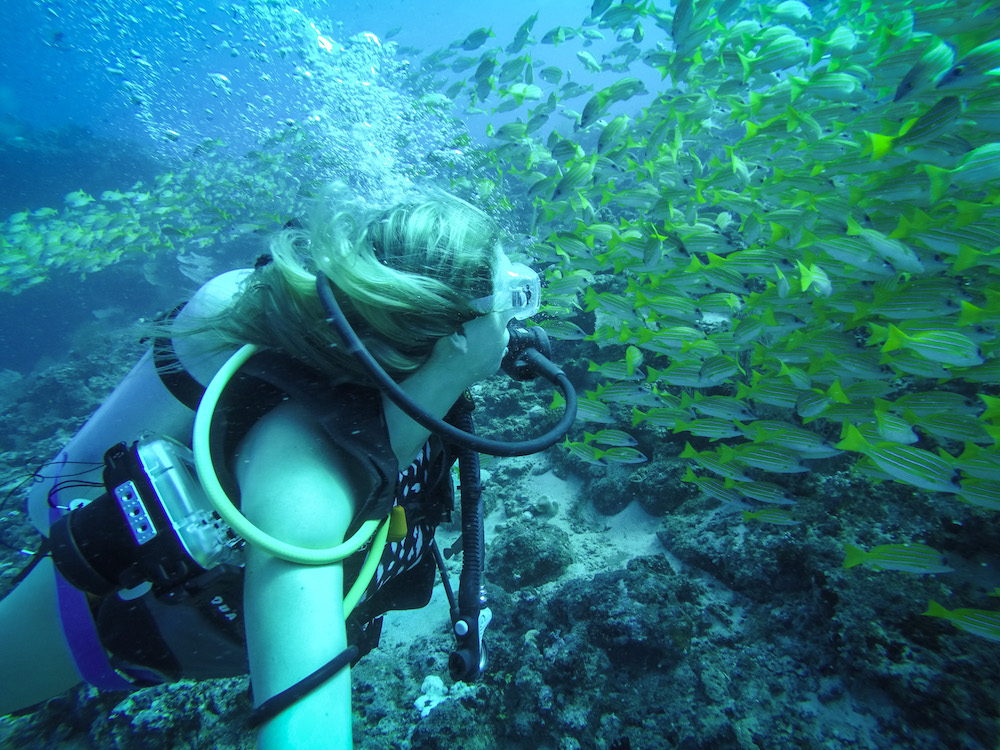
[208,195,502,383]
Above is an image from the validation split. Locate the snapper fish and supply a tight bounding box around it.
[583,429,639,447]
[673,418,744,441]
[680,443,753,482]
[837,423,960,494]
[953,442,1000,481]
[730,479,797,506]
[742,508,800,526]
[741,420,841,458]
[681,393,756,421]
[632,406,691,430]
[937,38,1000,93]
[923,601,1000,643]
[881,325,985,368]
[867,97,963,158]
[563,438,647,465]
[926,142,1000,202]
[460,27,494,51]
[567,395,616,424]
[955,478,1000,511]
[894,37,954,101]
[720,443,810,474]
[64,190,95,208]
[507,12,538,53]
[682,468,742,503]
[842,543,953,574]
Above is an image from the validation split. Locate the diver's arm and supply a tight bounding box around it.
[237,402,363,750]
[383,311,509,466]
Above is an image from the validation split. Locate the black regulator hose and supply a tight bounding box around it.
[316,274,577,457]
[447,397,488,682]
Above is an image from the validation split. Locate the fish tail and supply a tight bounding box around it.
[866,322,888,346]
[952,244,983,274]
[836,422,870,453]
[925,164,951,203]
[826,379,851,404]
[789,75,808,102]
[809,38,828,68]
[842,543,867,569]
[865,132,896,160]
[736,50,753,83]
[679,442,700,459]
[958,300,987,326]
[882,324,908,353]
[922,600,950,618]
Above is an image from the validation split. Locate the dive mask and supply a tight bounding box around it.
[469,259,541,321]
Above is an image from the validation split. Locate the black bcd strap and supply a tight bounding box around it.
[246,617,383,730]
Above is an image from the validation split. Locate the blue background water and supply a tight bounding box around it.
[0,0,594,374]
[3,2,1000,747]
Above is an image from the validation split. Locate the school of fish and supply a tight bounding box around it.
[409,0,1000,642]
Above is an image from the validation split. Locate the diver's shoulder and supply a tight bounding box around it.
[237,400,366,486]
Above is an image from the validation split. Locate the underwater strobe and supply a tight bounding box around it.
[48,435,244,599]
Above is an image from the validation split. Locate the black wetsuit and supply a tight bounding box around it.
[90,364,456,685]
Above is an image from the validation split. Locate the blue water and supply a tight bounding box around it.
[0,0,594,373]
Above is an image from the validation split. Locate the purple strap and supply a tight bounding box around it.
[49,452,134,691]
[52,570,134,690]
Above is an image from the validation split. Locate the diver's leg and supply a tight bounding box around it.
[0,556,82,715]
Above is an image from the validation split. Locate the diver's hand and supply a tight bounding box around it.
[428,312,509,386]
[384,312,510,466]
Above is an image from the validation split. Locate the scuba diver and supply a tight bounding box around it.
[0,194,576,748]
